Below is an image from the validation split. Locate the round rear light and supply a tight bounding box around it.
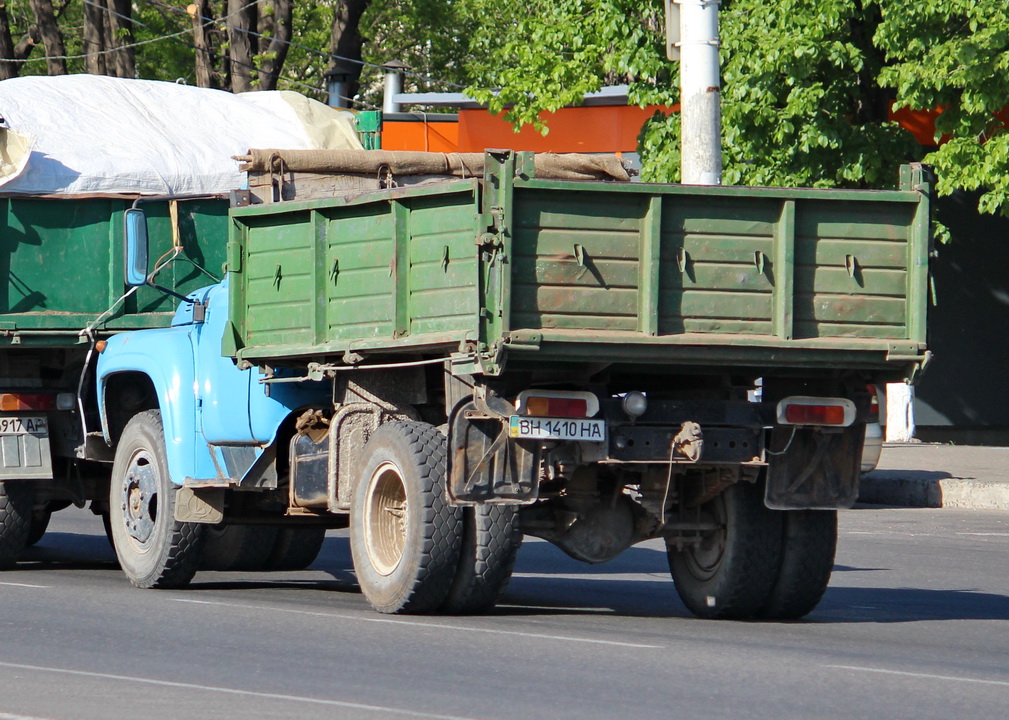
[622,391,648,419]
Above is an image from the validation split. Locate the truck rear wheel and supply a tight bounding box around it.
[758,510,837,619]
[0,480,31,569]
[110,411,205,589]
[350,422,461,614]
[442,504,522,614]
[265,527,327,571]
[201,524,279,571]
[668,480,782,619]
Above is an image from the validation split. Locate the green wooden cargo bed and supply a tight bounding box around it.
[226,151,931,378]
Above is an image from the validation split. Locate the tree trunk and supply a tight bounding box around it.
[106,0,136,78]
[0,0,19,80]
[27,0,65,75]
[228,0,257,92]
[191,0,217,88]
[256,0,292,91]
[328,0,370,102]
[82,0,107,76]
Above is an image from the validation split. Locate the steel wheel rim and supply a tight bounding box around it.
[119,448,160,550]
[364,461,408,576]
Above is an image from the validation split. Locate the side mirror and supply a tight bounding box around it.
[124,208,150,287]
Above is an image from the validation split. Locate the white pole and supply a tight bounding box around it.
[382,60,408,114]
[677,0,722,185]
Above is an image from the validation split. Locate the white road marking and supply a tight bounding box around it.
[0,712,54,720]
[827,664,1009,688]
[173,598,664,649]
[0,582,48,589]
[0,661,476,720]
[956,532,1009,537]
[511,572,671,582]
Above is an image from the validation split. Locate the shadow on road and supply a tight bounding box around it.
[16,531,1009,626]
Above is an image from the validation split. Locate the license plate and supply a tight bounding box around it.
[0,416,48,436]
[509,416,605,442]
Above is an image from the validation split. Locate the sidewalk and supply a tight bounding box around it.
[858,443,1009,510]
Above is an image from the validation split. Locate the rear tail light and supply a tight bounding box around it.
[0,393,55,411]
[515,390,599,418]
[776,396,855,427]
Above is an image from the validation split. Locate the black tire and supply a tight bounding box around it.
[264,527,327,571]
[109,410,205,589]
[201,524,279,571]
[0,480,31,569]
[668,480,782,620]
[25,507,52,548]
[442,504,522,614]
[350,421,462,614]
[758,510,837,620]
[101,511,115,548]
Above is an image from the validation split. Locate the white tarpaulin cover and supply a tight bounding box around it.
[0,74,362,196]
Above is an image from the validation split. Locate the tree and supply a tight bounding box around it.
[26,0,64,74]
[462,0,1009,218]
[876,0,1009,217]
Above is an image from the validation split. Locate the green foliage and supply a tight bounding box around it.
[461,0,1009,220]
[876,0,1009,216]
[463,0,667,133]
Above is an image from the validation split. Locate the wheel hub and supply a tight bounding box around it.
[120,451,158,544]
[364,462,408,576]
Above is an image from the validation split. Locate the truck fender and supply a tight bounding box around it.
[97,327,220,487]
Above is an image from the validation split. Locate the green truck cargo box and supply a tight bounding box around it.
[227,152,931,379]
[0,195,228,344]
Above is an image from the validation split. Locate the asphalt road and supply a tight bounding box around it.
[1,506,1007,720]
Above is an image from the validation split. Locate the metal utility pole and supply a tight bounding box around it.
[666,0,722,185]
[382,60,409,114]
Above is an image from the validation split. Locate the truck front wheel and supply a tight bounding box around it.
[350,422,461,614]
[109,411,205,589]
[0,480,31,569]
[668,480,782,619]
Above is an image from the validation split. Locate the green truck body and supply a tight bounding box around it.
[228,152,930,380]
[0,196,228,341]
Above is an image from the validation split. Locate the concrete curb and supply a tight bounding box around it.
[858,444,1009,510]
[858,472,1009,510]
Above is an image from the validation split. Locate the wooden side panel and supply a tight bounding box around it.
[235,183,480,356]
[657,198,777,335]
[405,195,479,335]
[242,212,316,348]
[326,207,396,341]
[509,185,920,344]
[792,200,915,339]
[511,192,643,331]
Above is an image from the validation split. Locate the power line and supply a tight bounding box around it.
[137,0,468,90]
[15,0,464,98]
